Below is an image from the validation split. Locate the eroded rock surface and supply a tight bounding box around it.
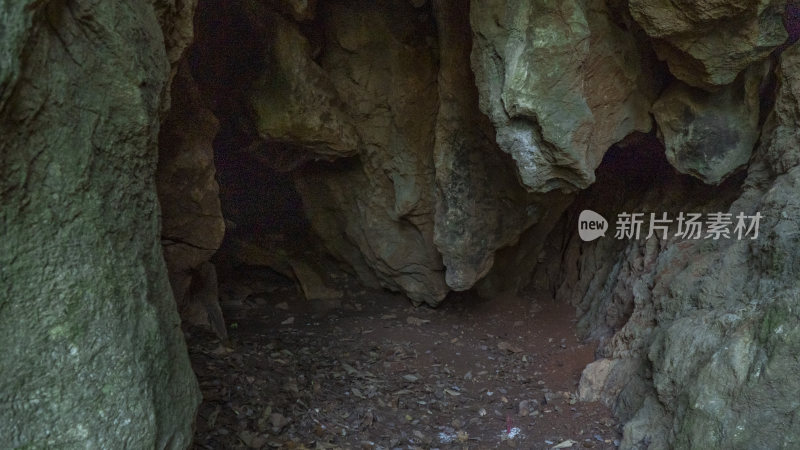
[629,0,787,88]
[233,0,655,302]
[653,65,765,184]
[157,60,226,321]
[252,0,449,305]
[1,0,200,447]
[534,45,800,449]
[470,0,654,193]
[431,0,560,292]
[247,7,359,161]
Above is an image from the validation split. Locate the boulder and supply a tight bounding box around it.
[652,65,765,184]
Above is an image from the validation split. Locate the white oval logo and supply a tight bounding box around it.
[578,209,608,242]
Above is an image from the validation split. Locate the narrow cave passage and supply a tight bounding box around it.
[159,0,635,447]
[169,3,628,447]
[5,0,800,447]
[181,128,746,449]
[153,0,774,449]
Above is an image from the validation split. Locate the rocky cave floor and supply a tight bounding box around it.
[187,269,621,449]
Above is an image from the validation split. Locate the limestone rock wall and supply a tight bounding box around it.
[196,0,798,313]
[431,0,565,292]
[469,0,655,193]
[532,44,800,450]
[629,0,787,88]
[157,59,226,327]
[0,0,199,448]
[221,0,660,304]
[291,0,447,305]
[5,0,800,447]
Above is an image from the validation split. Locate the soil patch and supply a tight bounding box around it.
[188,271,621,449]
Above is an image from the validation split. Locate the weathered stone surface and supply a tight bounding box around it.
[182,261,228,341]
[286,0,448,306]
[430,0,560,292]
[629,0,787,88]
[578,358,615,403]
[470,0,653,193]
[248,7,359,160]
[295,158,446,305]
[533,44,800,449]
[1,1,199,448]
[653,64,765,184]
[289,259,343,300]
[158,60,226,315]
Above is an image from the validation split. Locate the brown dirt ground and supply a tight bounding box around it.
[188,269,621,449]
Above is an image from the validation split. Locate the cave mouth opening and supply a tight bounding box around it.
[175,112,703,450]
[159,1,746,447]
[182,131,722,448]
[167,2,628,446]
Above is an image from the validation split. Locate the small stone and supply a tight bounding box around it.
[519,400,531,417]
[498,341,523,353]
[406,316,431,326]
[269,413,289,431]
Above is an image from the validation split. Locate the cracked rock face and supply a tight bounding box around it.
[532,44,800,449]
[652,64,765,185]
[629,0,787,89]
[469,0,654,193]
[6,0,800,447]
[1,0,200,447]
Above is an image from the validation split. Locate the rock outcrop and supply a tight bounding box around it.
[534,44,800,449]
[157,60,226,329]
[247,8,359,161]
[221,0,658,303]
[1,0,200,447]
[653,65,766,184]
[431,0,563,292]
[629,0,787,89]
[288,1,447,304]
[469,0,654,193]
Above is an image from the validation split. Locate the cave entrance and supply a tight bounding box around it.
[187,277,623,449]
[156,1,671,448]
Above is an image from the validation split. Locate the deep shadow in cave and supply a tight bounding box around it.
[184,132,743,449]
[5,0,800,446]
[174,3,627,448]
[164,1,753,449]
